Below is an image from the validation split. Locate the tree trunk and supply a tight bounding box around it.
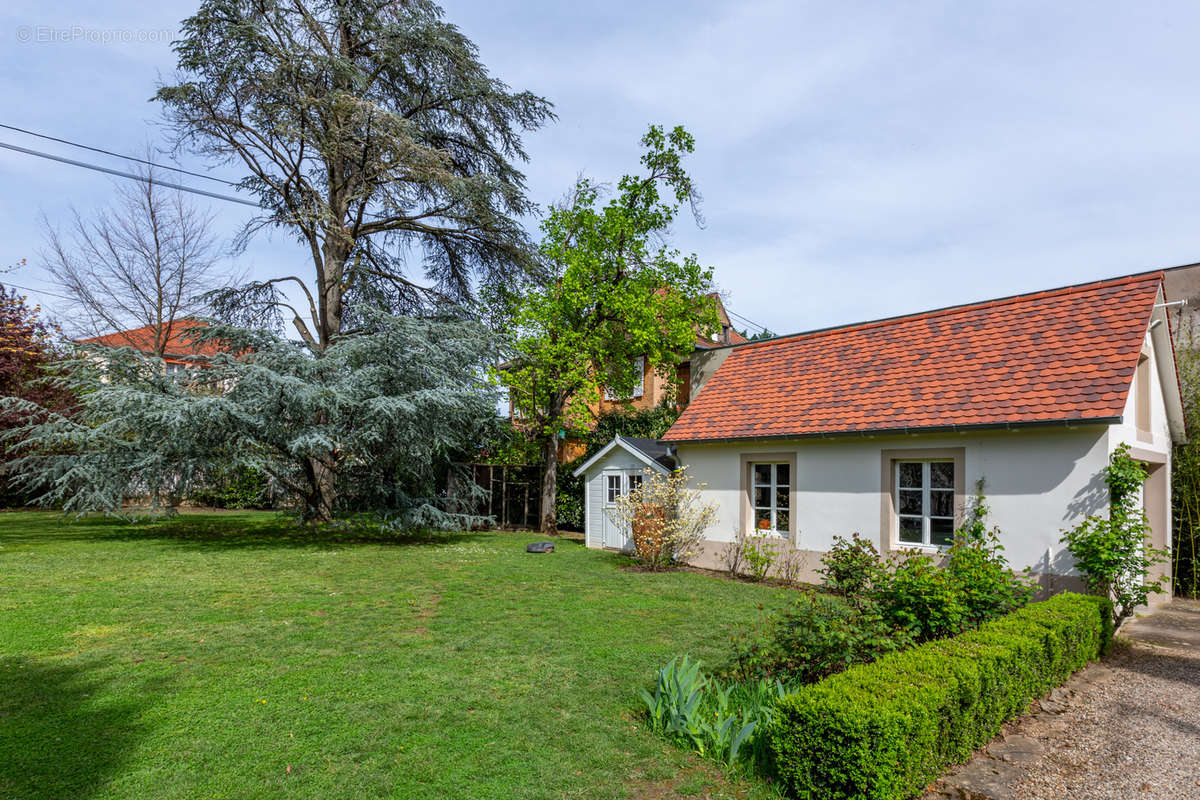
[540,436,558,535]
[306,455,338,523]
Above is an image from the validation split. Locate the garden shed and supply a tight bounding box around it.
[573,436,676,551]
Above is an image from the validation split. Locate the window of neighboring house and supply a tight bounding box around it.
[604,356,645,401]
[896,460,955,548]
[751,462,790,534]
[606,475,623,503]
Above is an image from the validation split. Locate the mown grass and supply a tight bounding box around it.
[0,511,786,799]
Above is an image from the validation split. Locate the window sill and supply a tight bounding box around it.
[894,542,950,552]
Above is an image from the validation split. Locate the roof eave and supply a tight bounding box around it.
[662,416,1123,446]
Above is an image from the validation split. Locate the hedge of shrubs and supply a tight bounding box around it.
[765,592,1113,800]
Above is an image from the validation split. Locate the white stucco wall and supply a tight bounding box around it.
[1110,330,1173,458]
[676,426,1114,576]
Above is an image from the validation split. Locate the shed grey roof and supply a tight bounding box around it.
[620,438,676,470]
[571,435,677,477]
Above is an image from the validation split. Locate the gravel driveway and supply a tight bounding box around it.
[926,600,1200,800]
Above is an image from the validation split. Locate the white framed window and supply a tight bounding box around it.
[604,356,645,401]
[896,460,955,547]
[628,473,644,494]
[606,474,623,503]
[751,462,790,535]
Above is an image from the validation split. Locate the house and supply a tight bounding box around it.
[515,293,748,462]
[76,318,222,371]
[571,436,676,550]
[593,292,748,416]
[578,272,1184,600]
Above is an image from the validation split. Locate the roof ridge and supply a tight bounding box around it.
[730,271,1164,353]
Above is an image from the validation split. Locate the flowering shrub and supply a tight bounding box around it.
[607,466,716,570]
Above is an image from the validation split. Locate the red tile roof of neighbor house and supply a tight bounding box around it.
[76,319,223,361]
[663,273,1163,442]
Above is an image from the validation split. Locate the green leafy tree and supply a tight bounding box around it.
[1062,443,1169,627]
[500,126,719,534]
[2,313,499,525]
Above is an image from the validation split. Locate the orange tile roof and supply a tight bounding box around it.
[77,319,224,361]
[663,273,1162,442]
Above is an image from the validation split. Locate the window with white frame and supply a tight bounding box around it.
[751,462,790,534]
[896,461,955,547]
[606,474,623,503]
[628,473,644,494]
[603,356,645,400]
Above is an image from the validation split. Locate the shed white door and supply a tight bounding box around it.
[600,471,640,551]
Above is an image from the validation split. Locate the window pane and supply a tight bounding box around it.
[629,475,643,493]
[930,489,953,517]
[607,476,621,502]
[775,487,789,509]
[899,462,922,488]
[754,487,771,509]
[755,509,772,531]
[754,464,771,486]
[898,516,922,543]
[775,510,790,533]
[930,517,955,547]
[775,464,790,487]
[899,489,922,516]
[930,461,954,489]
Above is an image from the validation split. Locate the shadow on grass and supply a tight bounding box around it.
[0,657,158,799]
[0,513,492,552]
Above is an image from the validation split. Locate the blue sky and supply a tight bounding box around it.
[3,1,1200,337]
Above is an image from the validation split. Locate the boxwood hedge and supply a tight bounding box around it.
[765,592,1113,800]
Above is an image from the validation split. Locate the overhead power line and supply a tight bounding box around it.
[0,140,261,208]
[726,307,768,333]
[0,122,238,187]
[1,279,75,303]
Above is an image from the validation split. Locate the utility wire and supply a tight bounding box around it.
[727,308,768,333]
[1,279,75,303]
[0,141,261,208]
[0,122,237,187]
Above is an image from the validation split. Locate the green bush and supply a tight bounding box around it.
[1062,443,1169,627]
[728,591,912,684]
[819,534,886,602]
[190,464,275,509]
[944,527,1034,626]
[876,552,966,642]
[766,593,1112,800]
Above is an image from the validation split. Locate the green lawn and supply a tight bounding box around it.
[0,512,786,799]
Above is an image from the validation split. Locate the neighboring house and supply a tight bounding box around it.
[594,293,748,416]
[76,319,223,372]
[511,293,747,462]
[579,272,1184,602]
[572,436,676,550]
[1161,261,1200,340]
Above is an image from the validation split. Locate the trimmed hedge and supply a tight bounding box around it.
[766,592,1113,800]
